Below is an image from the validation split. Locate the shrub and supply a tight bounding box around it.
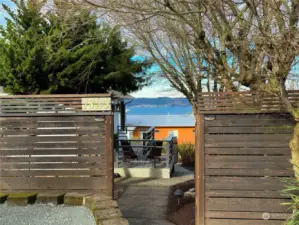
[281,177,299,224]
[177,142,195,166]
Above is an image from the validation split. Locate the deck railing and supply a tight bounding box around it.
[115,132,177,170]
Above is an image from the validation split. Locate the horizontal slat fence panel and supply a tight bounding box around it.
[0,116,107,190]
[203,113,294,225]
[0,95,112,193]
[198,91,299,114]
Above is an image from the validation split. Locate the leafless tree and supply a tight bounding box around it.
[41,0,299,175]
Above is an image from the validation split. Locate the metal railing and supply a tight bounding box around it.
[114,129,177,169]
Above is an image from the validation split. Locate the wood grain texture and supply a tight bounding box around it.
[0,177,105,190]
[105,115,114,198]
[0,112,111,192]
[206,219,283,225]
[201,114,294,225]
[206,198,289,212]
[195,114,205,225]
[197,91,299,114]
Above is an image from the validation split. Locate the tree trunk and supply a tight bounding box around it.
[290,121,299,178]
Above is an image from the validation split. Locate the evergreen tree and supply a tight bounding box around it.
[0,0,150,94]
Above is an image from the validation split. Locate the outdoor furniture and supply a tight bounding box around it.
[146,140,163,161]
[120,140,138,161]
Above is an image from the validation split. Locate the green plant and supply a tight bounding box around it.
[281,177,299,224]
[0,0,151,94]
[177,142,195,166]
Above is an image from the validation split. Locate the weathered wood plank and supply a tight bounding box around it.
[0,149,104,155]
[0,156,104,163]
[205,119,295,127]
[105,115,114,198]
[206,127,293,134]
[205,168,293,177]
[0,116,105,123]
[205,190,288,198]
[206,211,291,220]
[0,170,105,177]
[205,142,290,148]
[0,127,106,135]
[206,161,291,169]
[0,93,110,98]
[213,114,292,120]
[0,163,105,169]
[0,177,106,190]
[205,177,285,190]
[205,156,290,162]
[0,122,105,129]
[0,142,105,149]
[205,134,292,141]
[0,112,112,117]
[206,198,289,212]
[205,147,291,155]
[0,135,105,143]
[206,219,284,225]
[195,114,205,225]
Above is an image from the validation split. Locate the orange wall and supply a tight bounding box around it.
[155,127,195,144]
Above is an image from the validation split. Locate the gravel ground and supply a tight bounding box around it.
[0,204,96,225]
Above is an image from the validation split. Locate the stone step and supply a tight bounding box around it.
[36,191,66,205]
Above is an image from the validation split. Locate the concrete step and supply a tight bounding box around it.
[122,187,170,196]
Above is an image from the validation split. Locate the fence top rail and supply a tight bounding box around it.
[0,94,112,116]
[0,93,111,99]
[197,90,299,114]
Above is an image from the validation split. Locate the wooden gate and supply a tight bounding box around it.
[0,94,113,196]
[195,91,299,225]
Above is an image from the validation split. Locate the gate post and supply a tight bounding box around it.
[195,114,205,225]
[105,115,114,199]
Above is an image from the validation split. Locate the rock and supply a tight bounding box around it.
[93,200,118,210]
[189,188,195,192]
[64,192,93,206]
[94,208,122,220]
[36,192,66,205]
[184,191,195,199]
[85,194,112,209]
[7,192,37,206]
[98,218,129,225]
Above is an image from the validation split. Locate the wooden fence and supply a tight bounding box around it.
[195,91,298,225]
[0,94,113,197]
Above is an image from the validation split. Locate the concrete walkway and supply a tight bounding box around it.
[116,165,194,225]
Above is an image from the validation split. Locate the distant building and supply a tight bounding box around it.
[126,114,195,144]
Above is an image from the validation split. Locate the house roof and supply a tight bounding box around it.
[126,114,195,127]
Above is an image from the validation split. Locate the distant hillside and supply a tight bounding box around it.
[127,97,191,108]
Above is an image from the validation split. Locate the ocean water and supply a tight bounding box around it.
[126,106,193,115]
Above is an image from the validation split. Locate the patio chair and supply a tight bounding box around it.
[120,140,138,161]
[146,140,163,161]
